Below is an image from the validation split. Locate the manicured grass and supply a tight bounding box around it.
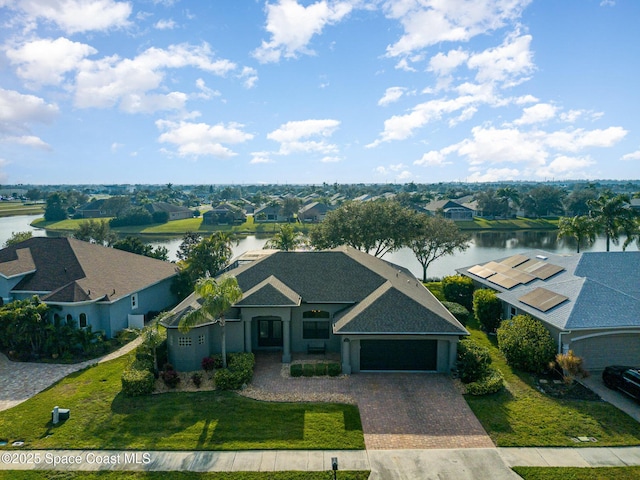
[463,317,640,447]
[0,472,370,480]
[513,466,640,480]
[0,202,44,217]
[0,356,364,451]
[457,217,558,231]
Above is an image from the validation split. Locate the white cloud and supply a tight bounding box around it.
[74,43,236,112]
[156,120,253,158]
[414,150,452,167]
[467,167,521,182]
[0,89,57,149]
[383,0,531,57]
[267,119,340,155]
[428,48,469,76]
[535,155,595,179]
[467,32,534,87]
[544,126,627,152]
[250,152,274,164]
[238,67,259,89]
[194,79,221,100]
[4,135,51,149]
[622,150,640,161]
[154,19,177,29]
[7,0,132,34]
[378,87,406,106]
[5,37,97,87]
[375,164,413,180]
[321,156,341,162]
[253,0,354,63]
[513,103,557,125]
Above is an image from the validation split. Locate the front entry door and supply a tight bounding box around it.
[257,317,283,347]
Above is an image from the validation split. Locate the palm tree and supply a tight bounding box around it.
[496,187,520,217]
[588,193,636,251]
[557,215,597,253]
[263,224,304,251]
[178,275,243,368]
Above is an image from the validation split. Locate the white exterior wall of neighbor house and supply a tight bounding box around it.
[0,275,28,303]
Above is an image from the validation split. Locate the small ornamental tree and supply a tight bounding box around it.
[551,350,589,384]
[442,275,474,310]
[472,289,502,332]
[497,314,556,374]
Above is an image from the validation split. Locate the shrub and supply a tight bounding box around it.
[473,289,502,332]
[121,368,155,397]
[442,275,474,310]
[457,338,491,384]
[442,301,471,326]
[465,366,504,396]
[302,364,315,377]
[314,363,328,376]
[328,363,341,377]
[290,364,303,377]
[551,350,589,384]
[131,357,154,374]
[228,352,255,372]
[201,356,216,372]
[191,372,202,388]
[497,314,556,374]
[161,364,180,388]
[214,352,255,390]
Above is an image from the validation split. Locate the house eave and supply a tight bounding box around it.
[0,269,36,280]
[333,330,469,336]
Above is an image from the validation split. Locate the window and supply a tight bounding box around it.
[303,321,330,339]
[303,310,330,319]
[79,313,87,328]
[510,306,517,318]
[66,314,73,323]
[178,337,192,347]
[198,334,205,345]
[131,293,138,309]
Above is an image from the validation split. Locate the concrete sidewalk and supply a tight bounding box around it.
[3,447,640,478]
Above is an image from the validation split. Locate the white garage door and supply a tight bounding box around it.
[572,334,640,371]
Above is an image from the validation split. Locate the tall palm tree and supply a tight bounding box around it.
[178,275,243,368]
[557,215,597,253]
[496,187,520,217]
[588,193,636,251]
[263,224,304,251]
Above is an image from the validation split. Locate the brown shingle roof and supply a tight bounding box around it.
[3,237,178,303]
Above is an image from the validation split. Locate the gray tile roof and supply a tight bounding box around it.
[458,250,640,331]
[236,275,301,307]
[1,237,178,303]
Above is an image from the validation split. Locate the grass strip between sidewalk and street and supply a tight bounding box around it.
[0,355,364,451]
[513,466,640,480]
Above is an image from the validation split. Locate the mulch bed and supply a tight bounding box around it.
[535,371,602,401]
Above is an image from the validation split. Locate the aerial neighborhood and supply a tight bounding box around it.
[1,180,640,479]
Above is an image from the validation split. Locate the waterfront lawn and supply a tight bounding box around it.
[513,466,640,480]
[0,202,44,217]
[463,317,640,447]
[0,473,370,480]
[457,217,558,231]
[0,356,364,451]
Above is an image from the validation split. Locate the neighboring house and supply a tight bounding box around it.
[298,202,331,223]
[424,200,474,220]
[203,203,246,225]
[161,246,468,372]
[145,202,193,221]
[76,199,109,218]
[253,204,287,222]
[0,237,179,338]
[457,250,640,371]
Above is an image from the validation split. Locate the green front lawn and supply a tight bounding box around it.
[457,217,558,231]
[0,473,370,480]
[464,318,640,447]
[0,356,364,451]
[513,466,640,480]
[0,202,44,217]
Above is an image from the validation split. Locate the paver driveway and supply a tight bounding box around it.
[242,353,494,450]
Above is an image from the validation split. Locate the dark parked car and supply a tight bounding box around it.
[603,365,640,401]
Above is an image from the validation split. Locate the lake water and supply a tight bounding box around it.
[2,215,636,280]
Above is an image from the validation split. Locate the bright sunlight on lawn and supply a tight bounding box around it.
[0,356,364,451]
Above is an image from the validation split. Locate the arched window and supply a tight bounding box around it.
[66,314,73,324]
[302,310,330,339]
[79,313,87,328]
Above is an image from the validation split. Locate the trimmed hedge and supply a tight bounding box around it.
[442,301,471,326]
[290,364,303,377]
[328,362,341,377]
[289,362,341,377]
[121,368,155,397]
[497,314,556,374]
[464,366,504,396]
[473,288,502,332]
[457,338,491,384]
[442,275,474,310]
[315,363,328,376]
[302,364,315,377]
[214,352,255,390]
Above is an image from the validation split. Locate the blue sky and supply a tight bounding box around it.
[2,0,640,185]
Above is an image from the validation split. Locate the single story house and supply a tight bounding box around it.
[253,204,288,223]
[161,246,468,372]
[76,199,110,218]
[145,202,193,221]
[457,250,640,371]
[298,202,331,223]
[203,203,246,225]
[424,200,474,220]
[0,237,179,338]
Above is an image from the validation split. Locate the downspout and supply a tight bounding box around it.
[558,330,572,354]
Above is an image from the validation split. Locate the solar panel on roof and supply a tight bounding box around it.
[500,254,529,268]
[529,263,565,280]
[468,264,486,275]
[514,259,545,273]
[518,287,568,312]
[483,261,512,274]
[488,273,520,289]
[468,265,495,278]
[505,270,537,284]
